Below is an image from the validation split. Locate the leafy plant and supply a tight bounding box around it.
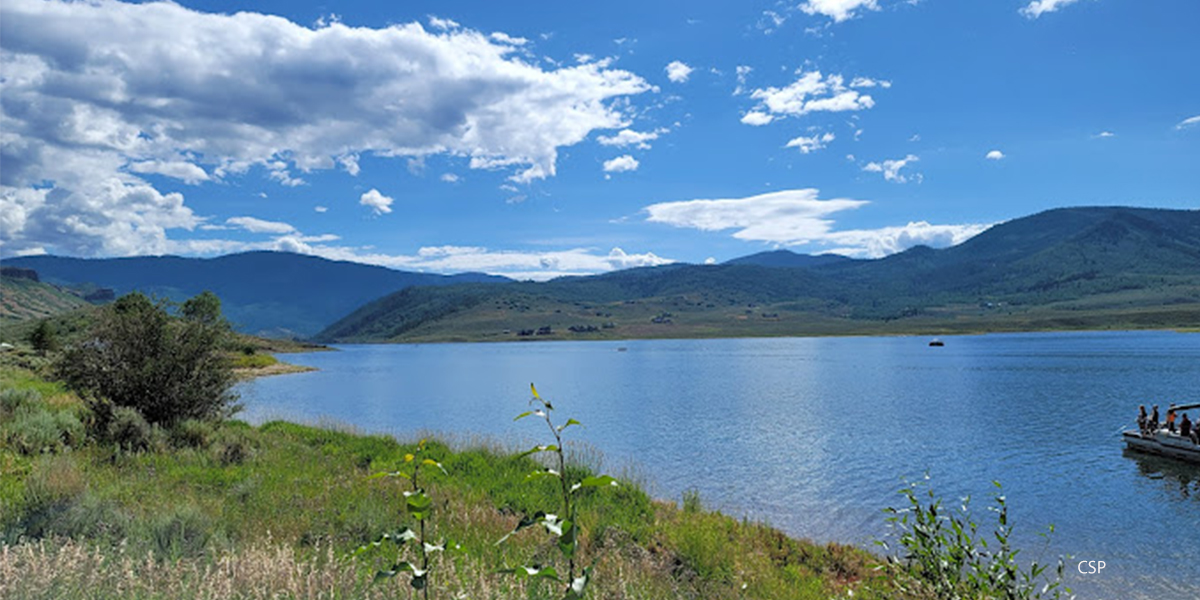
[356,439,452,599]
[497,383,619,599]
[56,291,240,427]
[877,475,1070,600]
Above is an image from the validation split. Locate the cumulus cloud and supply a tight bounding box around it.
[665,61,695,83]
[742,71,877,126]
[127,160,210,185]
[863,154,920,183]
[597,128,668,149]
[440,173,460,183]
[359,189,394,215]
[986,150,1006,160]
[643,188,988,257]
[248,242,674,281]
[800,0,881,22]
[1020,0,1082,19]
[645,189,868,244]
[603,155,640,173]
[785,132,836,154]
[849,77,891,89]
[1092,131,1115,138]
[226,216,297,234]
[1176,115,1200,130]
[314,206,328,213]
[0,0,651,256]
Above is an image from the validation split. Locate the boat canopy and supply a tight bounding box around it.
[1167,402,1200,412]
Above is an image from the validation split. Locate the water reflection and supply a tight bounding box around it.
[1124,449,1200,500]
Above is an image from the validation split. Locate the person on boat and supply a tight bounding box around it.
[1166,408,1177,433]
[1180,412,1192,440]
[1137,405,1148,433]
[1149,405,1160,432]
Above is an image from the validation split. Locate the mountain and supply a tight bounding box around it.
[3,251,506,337]
[724,250,856,269]
[314,207,1200,343]
[1,267,91,321]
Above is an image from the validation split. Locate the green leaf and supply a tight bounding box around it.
[422,458,448,475]
[570,475,619,493]
[353,528,417,556]
[557,418,582,432]
[496,511,547,545]
[373,561,423,583]
[518,444,559,459]
[498,565,561,581]
[526,469,561,481]
[530,382,541,399]
[555,518,577,559]
[367,470,410,480]
[405,490,433,520]
[514,411,535,421]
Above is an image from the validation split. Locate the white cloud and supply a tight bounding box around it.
[704,257,717,265]
[849,77,892,89]
[800,0,881,23]
[644,189,867,243]
[603,155,640,173]
[1092,131,1115,138]
[597,128,668,149]
[643,188,988,258]
[863,154,920,183]
[226,216,297,234]
[127,160,210,184]
[1020,0,1082,19]
[734,65,754,95]
[314,206,328,213]
[440,173,460,183]
[1176,115,1200,130]
[742,71,876,126]
[785,132,836,154]
[665,61,694,83]
[986,150,1006,160]
[822,222,992,258]
[359,189,394,215]
[0,0,651,256]
[741,111,776,126]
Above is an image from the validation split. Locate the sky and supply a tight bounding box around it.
[1,0,1197,279]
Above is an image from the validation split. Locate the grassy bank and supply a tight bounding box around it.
[0,366,885,600]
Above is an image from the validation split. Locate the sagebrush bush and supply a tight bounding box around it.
[106,406,154,452]
[2,405,83,455]
[211,427,255,466]
[0,387,40,418]
[171,418,215,449]
[145,503,215,560]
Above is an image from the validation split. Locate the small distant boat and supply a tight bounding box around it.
[1123,402,1200,464]
[616,347,628,352]
[928,339,944,347]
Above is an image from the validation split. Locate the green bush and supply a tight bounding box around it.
[211,427,256,466]
[878,477,1069,600]
[106,406,154,452]
[144,503,214,559]
[171,418,215,449]
[56,291,239,426]
[0,387,40,418]
[2,404,83,455]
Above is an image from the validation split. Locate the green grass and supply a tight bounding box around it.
[0,366,890,599]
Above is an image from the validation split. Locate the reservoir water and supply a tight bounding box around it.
[238,331,1200,599]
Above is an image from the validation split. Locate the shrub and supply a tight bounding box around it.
[56,291,240,427]
[106,406,154,452]
[171,418,215,449]
[2,405,82,455]
[211,427,256,466]
[0,387,40,418]
[877,476,1070,600]
[144,504,214,559]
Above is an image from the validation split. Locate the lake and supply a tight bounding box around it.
[238,331,1200,599]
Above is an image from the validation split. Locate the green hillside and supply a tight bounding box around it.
[315,207,1200,343]
[0,269,92,322]
[5,251,506,338]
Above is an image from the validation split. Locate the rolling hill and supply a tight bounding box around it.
[0,267,92,322]
[314,206,1200,343]
[3,251,506,337]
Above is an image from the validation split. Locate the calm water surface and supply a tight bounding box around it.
[238,331,1200,599]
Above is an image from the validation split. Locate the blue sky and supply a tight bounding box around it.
[1,0,1197,279]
